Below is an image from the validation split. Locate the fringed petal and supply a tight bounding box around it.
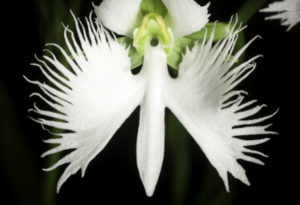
[162,0,210,37]
[165,20,277,191]
[25,13,144,192]
[94,0,143,36]
[260,0,300,31]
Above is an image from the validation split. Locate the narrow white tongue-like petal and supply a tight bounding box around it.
[162,0,210,37]
[137,46,169,196]
[94,0,143,36]
[165,23,277,191]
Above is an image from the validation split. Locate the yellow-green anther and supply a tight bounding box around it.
[133,13,172,55]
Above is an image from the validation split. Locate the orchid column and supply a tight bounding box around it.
[26,0,277,197]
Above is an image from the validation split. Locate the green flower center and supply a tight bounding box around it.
[133,13,172,55]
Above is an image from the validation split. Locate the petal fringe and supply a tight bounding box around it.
[260,0,300,31]
[165,19,277,191]
[25,12,144,192]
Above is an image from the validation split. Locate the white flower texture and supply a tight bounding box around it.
[26,0,277,197]
[260,0,300,31]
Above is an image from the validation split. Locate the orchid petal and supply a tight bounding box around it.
[162,0,210,37]
[94,0,143,36]
[137,46,169,196]
[165,22,277,191]
[260,0,300,31]
[26,13,144,192]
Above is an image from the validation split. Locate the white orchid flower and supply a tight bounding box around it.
[260,0,300,31]
[26,0,277,197]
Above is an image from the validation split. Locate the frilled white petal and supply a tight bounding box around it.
[136,46,169,196]
[165,22,277,191]
[94,0,143,36]
[162,0,210,37]
[25,13,144,192]
[260,0,300,31]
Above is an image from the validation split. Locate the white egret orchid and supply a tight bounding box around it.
[26,0,277,197]
[260,0,300,31]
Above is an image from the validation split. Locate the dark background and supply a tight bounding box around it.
[1,0,298,204]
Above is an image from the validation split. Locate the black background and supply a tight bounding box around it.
[1,0,299,204]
